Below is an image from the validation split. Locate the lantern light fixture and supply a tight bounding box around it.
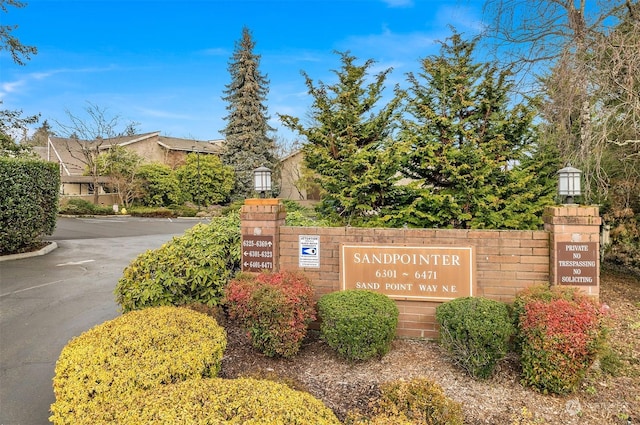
[253,166,272,198]
[557,164,582,204]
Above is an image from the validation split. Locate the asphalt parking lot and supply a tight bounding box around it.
[0,216,208,425]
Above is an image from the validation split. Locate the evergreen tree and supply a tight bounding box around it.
[391,32,555,229]
[221,27,277,199]
[279,51,404,226]
[27,119,52,147]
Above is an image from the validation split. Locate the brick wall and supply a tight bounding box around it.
[278,226,549,339]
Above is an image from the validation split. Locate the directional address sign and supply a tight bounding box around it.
[242,235,274,272]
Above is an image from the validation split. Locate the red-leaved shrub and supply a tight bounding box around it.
[517,287,608,394]
[224,270,316,357]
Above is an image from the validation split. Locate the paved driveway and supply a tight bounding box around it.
[0,217,208,425]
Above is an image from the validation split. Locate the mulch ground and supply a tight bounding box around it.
[211,269,640,424]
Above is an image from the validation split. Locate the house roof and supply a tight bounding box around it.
[157,136,223,154]
[38,132,225,176]
[101,131,160,149]
[42,136,94,176]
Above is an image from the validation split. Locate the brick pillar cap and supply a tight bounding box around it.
[244,198,282,206]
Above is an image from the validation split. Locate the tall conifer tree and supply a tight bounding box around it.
[221,27,277,199]
[392,32,555,229]
[279,52,403,226]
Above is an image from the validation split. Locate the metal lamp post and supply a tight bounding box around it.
[557,164,582,204]
[253,166,272,198]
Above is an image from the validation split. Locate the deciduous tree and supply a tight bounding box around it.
[0,101,38,158]
[0,0,37,65]
[54,102,138,204]
[95,145,144,208]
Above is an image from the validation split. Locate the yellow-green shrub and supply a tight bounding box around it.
[350,378,463,425]
[50,306,227,425]
[80,377,341,424]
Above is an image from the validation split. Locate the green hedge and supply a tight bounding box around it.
[115,212,241,311]
[436,296,514,379]
[0,157,59,254]
[58,198,114,216]
[318,290,399,361]
[86,377,341,424]
[50,306,227,425]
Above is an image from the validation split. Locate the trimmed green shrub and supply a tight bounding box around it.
[435,296,514,379]
[58,198,114,216]
[350,378,463,425]
[125,205,176,217]
[114,212,240,311]
[85,377,341,425]
[517,286,608,394]
[0,157,59,254]
[50,306,227,425]
[318,290,399,361]
[225,270,317,357]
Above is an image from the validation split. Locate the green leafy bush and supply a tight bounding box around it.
[318,290,398,361]
[0,157,59,254]
[282,199,331,226]
[135,162,183,207]
[435,296,514,379]
[126,205,177,217]
[50,306,227,425]
[350,378,463,425]
[58,198,114,215]
[114,212,240,311]
[225,270,317,357]
[516,286,608,394]
[85,377,341,425]
[175,153,235,206]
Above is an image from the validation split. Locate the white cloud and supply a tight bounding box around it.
[435,5,486,33]
[339,27,438,63]
[1,79,26,94]
[200,47,229,56]
[137,107,194,120]
[382,0,414,7]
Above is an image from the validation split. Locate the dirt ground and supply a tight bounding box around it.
[215,270,640,424]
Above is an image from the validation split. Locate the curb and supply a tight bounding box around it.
[0,242,58,262]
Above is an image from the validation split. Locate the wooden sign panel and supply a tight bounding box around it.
[242,235,274,272]
[556,242,598,286]
[341,244,474,301]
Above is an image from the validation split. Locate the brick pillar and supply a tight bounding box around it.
[240,199,286,273]
[543,206,601,299]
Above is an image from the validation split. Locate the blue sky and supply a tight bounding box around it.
[1,0,484,147]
